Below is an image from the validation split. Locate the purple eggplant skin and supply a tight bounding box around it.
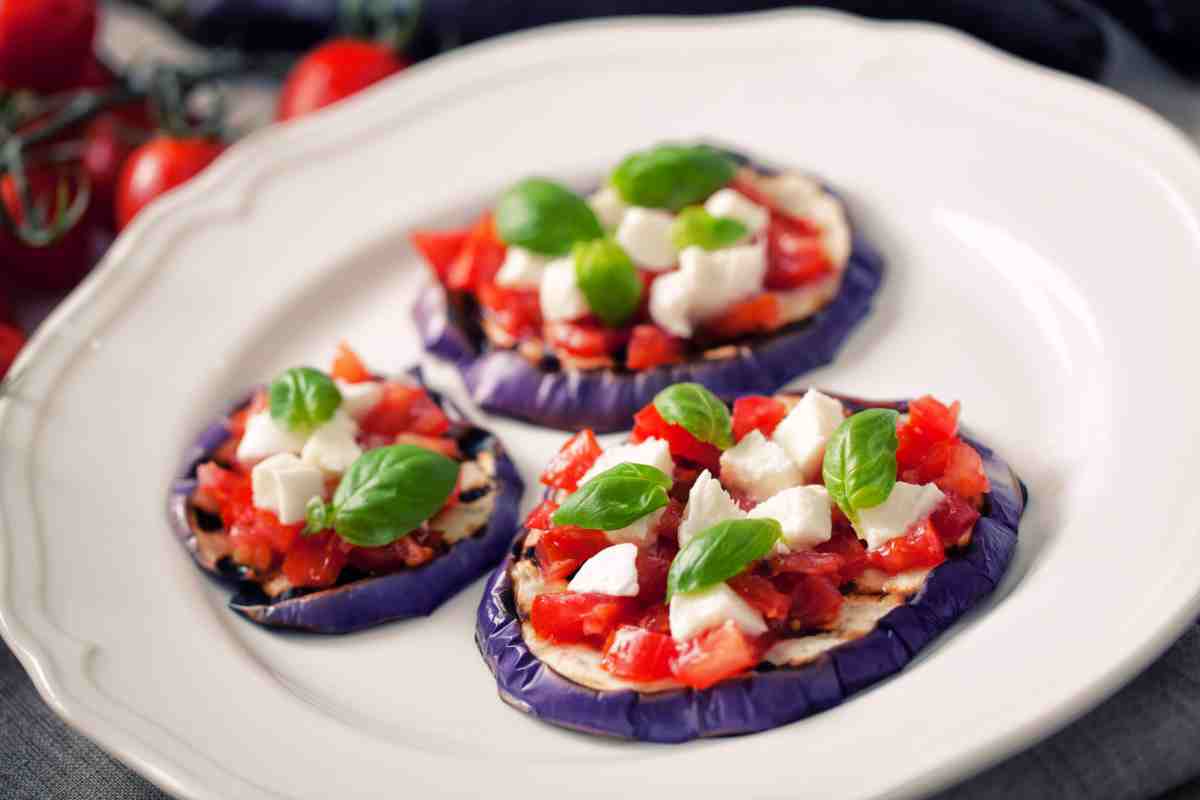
[167,373,524,634]
[475,399,1026,741]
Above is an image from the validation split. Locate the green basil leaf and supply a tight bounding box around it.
[269,366,342,434]
[610,144,737,211]
[671,206,748,251]
[324,445,460,547]
[666,518,781,600]
[573,237,642,327]
[495,178,603,255]
[551,462,671,531]
[653,383,733,449]
[821,408,900,522]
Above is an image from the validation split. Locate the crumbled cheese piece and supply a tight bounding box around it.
[719,430,802,502]
[749,485,832,553]
[772,389,845,479]
[567,543,640,596]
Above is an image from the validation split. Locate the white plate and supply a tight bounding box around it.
[4,10,1200,800]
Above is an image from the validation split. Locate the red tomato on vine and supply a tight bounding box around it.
[0,167,102,291]
[0,0,97,93]
[276,38,408,121]
[116,137,225,230]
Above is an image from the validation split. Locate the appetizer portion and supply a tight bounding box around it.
[412,143,882,432]
[169,345,523,633]
[477,384,1024,740]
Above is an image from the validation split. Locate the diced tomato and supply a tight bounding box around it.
[477,282,542,340]
[732,395,788,441]
[631,403,721,471]
[530,591,638,645]
[195,462,252,524]
[703,293,782,339]
[361,383,450,437]
[524,499,560,531]
[672,621,762,690]
[907,395,960,441]
[229,509,304,573]
[788,573,844,629]
[771,549,845,578]
[330,341,372,384]
[546,319,627,358]
[626,324,684,371]
[729,574,791,621]
[815,528,868,584]
[540,429,603,491]
[0,322,25,380]
[895,396,988,501]
[282,531,349,588]
[651,498,684,545]
[765,213,832,290]
[930,492,981,547]
[346,535,436,574]
[866,521,946,574]
[937,440,990,500]
[637,604,671,635]
[392,433,460,459]
[897,435,952,485]
[409,227,471,282]
[602,625,678,681]
[444,214,505,292]
[535,526,611,581]
[635,545,673,604]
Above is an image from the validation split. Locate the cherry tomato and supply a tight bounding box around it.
[116,137,225,230]
[0,0,97,93]
[0,166,101,291]
[82,109,154,229]
[0,322,25,379]
[277,38,408,121]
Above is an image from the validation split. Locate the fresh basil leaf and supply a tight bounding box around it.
[666,518,781,600]
[495,178,603,255]
[269,366,342,434]
[653,383,733,449]
[303,496,334,536]
[551,462,671,531]
[822,408,900,522]
[610,144,737,211]
[573,237,642,327]
[671,206,748,251]
[322,445,460,547]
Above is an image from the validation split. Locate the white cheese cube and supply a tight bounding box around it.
[589,186,628,230]
[854,482,945,551]
[669,582,767,642]
[616,207,677,271]
[301,410,363,475]
[567,543,640,596]
[335,379,383,421]
[704,188,769,236]
[495,246,550,289]
[251,453,325,524]
[539,256,590,322]
[719,430,802,502]
[606,506,666,546]
[578,437,675,487]
[678,241,767,322]
[772,389,845,479]
[750,485,832,553]
[648,270,695,338]
[236,411,307,464]
[677,469,745,548]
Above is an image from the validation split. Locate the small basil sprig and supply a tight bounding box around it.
[270,367,342,434]
[666,518,781,600]
[551,462,671,531]
[610,144,737,211]
[305,445,460,547]
[671,206,747,251]
[653,383,733,449]
[573,237,642,327]
[495,177,603,255]
[822,408,900,522]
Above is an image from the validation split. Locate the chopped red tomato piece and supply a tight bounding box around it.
[631,403,721,471]
[930,492,981,547]
[524,499,560,531]
[0,323,25,380]
[635,545,673,604]
[896,396,988,501]
[282,531,349,588]
[672,621,762,690]
[195,461,252,524]
[530,591,638,645]
[477,282,542,340]
[546,320,627,358]
[602,625,678,681]
[729,574,791,621]
[907,395,960,440]
[815,528,868,584]
[732,395,788,441]
[937,440,989,500]
[392,433,460,459]
[229,508,304,573]
[626,324,684,371]
[445,214,505,292]
[330,341,372,384]
[771,549,845,578]
[535,526,611,581]
[703,293,781,339]
[637,604,671,635]
[540,429,603,491]
[788,573,844,629]
[409,227,471,281]
[346,536,436,573]
[866,521,946,574]
[651,498,684,545]
[361,383,450,438]
[765,213,833,289]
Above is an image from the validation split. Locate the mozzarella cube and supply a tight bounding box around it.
[301,411,362,475]
[578,437,675,487]
[616,207,677,271]
[678,241,767,321]
[539,256,590,322]
[589,186,628,230]
[719,430,802,502]
[704,188,769,236]
[677,469,745,548]
[567,543,640,596]
[648,269,695,338]
[606,506,666,546]
[236,411,307,464]
[496,246,550,289]
[749,485,832,553]
[854,482,945,551]
[669,582,767,642]
[251,453,325,524]
[772,389,845,479]
[335,379,383,421]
